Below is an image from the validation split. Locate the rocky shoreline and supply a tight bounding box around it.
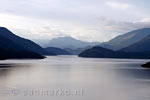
[141,62,150,68]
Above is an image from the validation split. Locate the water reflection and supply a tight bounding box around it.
[0,64,15,68]
[0,56,149,100]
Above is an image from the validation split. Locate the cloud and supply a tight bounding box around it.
[140,17,150,22]
[106,1,133,10]
[0,0,150,42]
[96,18,150,39]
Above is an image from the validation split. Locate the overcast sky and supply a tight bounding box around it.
[0,0,150,42]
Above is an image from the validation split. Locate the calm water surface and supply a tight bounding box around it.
[0,56,149,100]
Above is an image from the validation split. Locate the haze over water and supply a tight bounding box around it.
[0,56,149,100]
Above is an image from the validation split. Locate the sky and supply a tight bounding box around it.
[0,0,150,42]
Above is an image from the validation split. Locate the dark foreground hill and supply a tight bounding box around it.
[64,46,92,55]
[0,27,54,55]
[79,46,150,59]
[45,47,70,55]
[141,62,150,68]
[0,27,50,60]
[0,47,45,60]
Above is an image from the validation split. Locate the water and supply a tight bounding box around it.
[0,56,149,100]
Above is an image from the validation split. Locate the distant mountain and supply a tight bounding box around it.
[120,35,150,52]
[79,46,150,59]
[101,28,150,50]
[0,27,54,55]
[44,36,100,49]
[45,47,70,55]
[32,39,50,47]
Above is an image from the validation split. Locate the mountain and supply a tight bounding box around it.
[64,46,92,55]
[79,46,150,59]
[44,36,100,49]
[79,46,114,58]
[0,38,45,60]
[120,35,150,52]
[0,47,45,60]
[0,27,54,55]
[45,47,71,55]
[0,27,58,60]
[100,28,150,50]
